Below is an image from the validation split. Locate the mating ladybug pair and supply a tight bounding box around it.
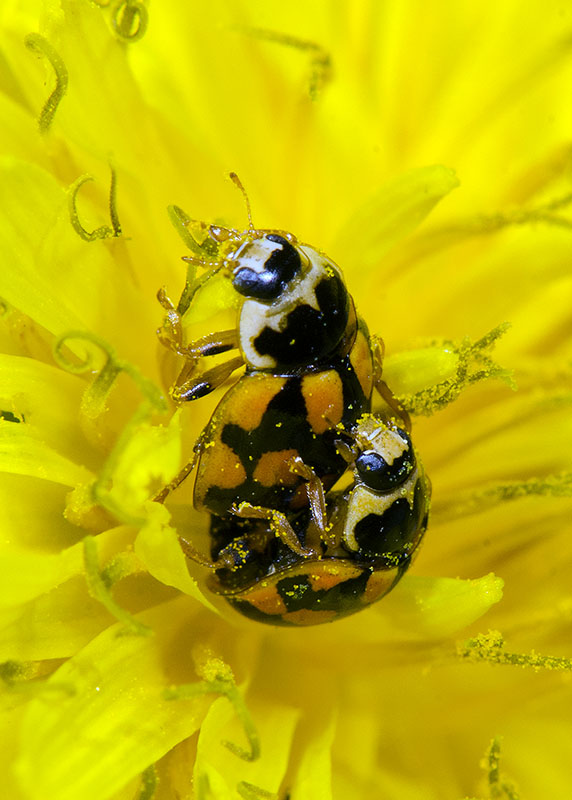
[155,175,430,626]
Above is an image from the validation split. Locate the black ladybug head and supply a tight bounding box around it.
[355,428,415,492]
[232,234,302,301]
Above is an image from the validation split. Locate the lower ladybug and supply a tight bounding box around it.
[199,415,430,626]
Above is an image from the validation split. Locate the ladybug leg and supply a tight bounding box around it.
[157,287,243,402]
[157,288,240,357]
[156,286,187,355]
[185,329,240,358]
[287,456,328,551]
[171,355,244,402]
[231,502,318,558]
[371,335,412,432]
[152,433,206,503]
[177,534,247,572]
[177,535,217,568]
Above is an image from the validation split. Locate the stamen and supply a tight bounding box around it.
[53,331,166,425]
[237,782,276,799]
[68,166,122,242]
[0,661,76,699]
[167,205,209,256]
[137,765,158,800]
[54,331,167,523]
[164,672,260,762]
[484,738,521,800]
[412,189,572,263]
[235,28,332,100]
[82,536,152,636]
[458,630,572,672]
[108,162,122,235]
[400,323,514,417]
[195,774,210,800]
[111,1,148,42]
[435,471,572,521]
[24,33,68,133]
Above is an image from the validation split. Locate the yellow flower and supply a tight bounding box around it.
[1,1,572,799]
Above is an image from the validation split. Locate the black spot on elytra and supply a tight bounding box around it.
[203,352,371,515]
[276,570,371,613]
[227,565,374,625]
[352,479,427,565]
[252,274,350,368]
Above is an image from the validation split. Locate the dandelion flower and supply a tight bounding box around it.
[1,2,572,799]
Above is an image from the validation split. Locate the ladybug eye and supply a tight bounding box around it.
[355,430,415,491]
[233,234,302,300]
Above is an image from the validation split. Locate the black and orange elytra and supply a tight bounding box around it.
[193,319,374,517]
[207,416,431,626]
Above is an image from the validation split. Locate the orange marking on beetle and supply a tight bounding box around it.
[283,609,338,625]
[213,375,287,431]
[307,563,363,592]
[253,449,300,487]
[195,441,246,503]
[242,584,288,615]
[301,370,344,433]
[350,328,374,398]
[363,570,397,604]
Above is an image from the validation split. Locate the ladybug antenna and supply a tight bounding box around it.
[229,172,254,231]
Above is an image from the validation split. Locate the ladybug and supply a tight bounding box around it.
[157,173,357,402]
[201,414,431,626]
[155,175,409,513]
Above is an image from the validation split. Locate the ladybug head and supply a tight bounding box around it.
[337,416,416,493]
[231,234,303,301]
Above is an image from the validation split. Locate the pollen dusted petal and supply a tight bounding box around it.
[16,597,214,800]
[0,575,113,662]
[0,545,82,609]
[134,505,219,613]
[0,354,88,466]
[0,160,82,334]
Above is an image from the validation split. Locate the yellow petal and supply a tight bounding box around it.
[0,158,81,334]
[0,420,92,485]
[0,474,79,551]
[135,502,219,614]
[0,546,81,608]
[0,576,111,662]
[16,596,212,800]
[0,354,88,466]
[383,346,459,396]
[194,694,300,797]
[332,165,460,271]
[289,712,336,800]
[101,413,181,522]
